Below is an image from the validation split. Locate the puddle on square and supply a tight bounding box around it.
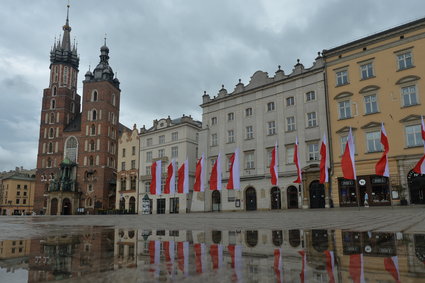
[1,228,425,282]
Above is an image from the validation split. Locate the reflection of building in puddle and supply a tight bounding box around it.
[114,229,137,269]
[27,228,114,282]
[336,230,425,282]
[0,239,31,273]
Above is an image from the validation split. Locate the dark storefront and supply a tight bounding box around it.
[338,175,390,207]
[408,170,425,204]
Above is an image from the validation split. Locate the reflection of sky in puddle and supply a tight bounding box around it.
[0,228,424,282]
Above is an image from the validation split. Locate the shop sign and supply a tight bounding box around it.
[341,179,355,186]
[371,176,387,184]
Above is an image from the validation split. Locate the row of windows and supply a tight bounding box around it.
[146,132,179,146]
[145,146,179,162]
[119,176,137,191]
[338,84,419,120]
[122,146,137,157]
[210,93,315,125]
[89,90,117,106]
[51,65,77,88]
[121,160,137,171]
[335,50,413,86]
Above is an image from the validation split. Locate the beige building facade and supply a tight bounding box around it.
[0,174,35,215]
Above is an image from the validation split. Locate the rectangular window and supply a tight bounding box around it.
[286,96,295,106]
[227,130,235,143]
[339,100,351,119]
[147,138,153,146]
[121,162,126,171]
[158,149,165,158]
[122,148,126,158]
[366,131,382,152]
[16,199,19,204]
[402,85,417,107]
[364,94,378,114]
[306,91,316,101]
[228,112,234,121]
[360,63,374,79]
[307,112,318,127]
[246,126,254,139]
[267,102,275,111]
[286,147,294,164]
[398,52,413,70]
[406,124,423,147]
[336,70,348,86]
[245,107,253,116]
[146,166,151,176]
[159,135,165,144]
[211,117,217,125]
[287,116,296,131]
[145,182,150,192]
[146,151,152,162]
[267,121,276,135]
[132,146,136,156]
[308,143,319,161]
[131,160,136,169]
[211,133,218,146]
[245,152,255,169]
[171,146,178,158]
[171,132,178,141]
[340,135,349,154]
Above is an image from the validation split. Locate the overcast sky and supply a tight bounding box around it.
[1,0,425,171]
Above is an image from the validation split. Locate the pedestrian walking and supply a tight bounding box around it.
[364,192,369,207]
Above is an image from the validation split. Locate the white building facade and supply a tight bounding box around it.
[138,116,201,214]
[192,56,329,212]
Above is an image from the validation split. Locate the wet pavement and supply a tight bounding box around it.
[0,207,425,282]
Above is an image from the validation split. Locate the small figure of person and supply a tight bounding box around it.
[364,192,369,207]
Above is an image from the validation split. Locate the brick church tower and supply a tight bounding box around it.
[34,5,121,215]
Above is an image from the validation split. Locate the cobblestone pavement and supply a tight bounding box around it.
[1,206,425,240]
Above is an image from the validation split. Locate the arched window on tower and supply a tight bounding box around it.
[92,109,97,121]
[71,102,75,113]
[112,94,116,106]
[50,113,55,124]
[54,66,58,82]
[48,142,53,153]
[51,99,56,109]
[63,66,68,85]
[52,86,57,96]
[47,158,52,168]
[65,136,78,162]
[49,128,55,138]
[92,91,98,102]
[91,124,96,136]
[90,140,95,152]
[89,156,94,166]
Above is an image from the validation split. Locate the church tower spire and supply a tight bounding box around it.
[61,3,71,51]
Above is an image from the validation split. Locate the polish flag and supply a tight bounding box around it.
[375,123,390,177]
[341,128,357,180]
[384,256,400,283]
[210,244,223,270]
[149,240,160,277]
[320,134,329,184]
[194,243,206,274]
[177,241,189,276]
[349,254,365,283]
[270,142,278,186]
[274,248,283,283]
[163,241,175,275]
[413,116,425,174]
[227,149,240,190]
[177,159,189,194]
[164,160,176,194]
[294,137,302,183]
[150,160,162,195]
[228,245,243,282]
[210,153,222,191]
[194,153,205,192]
[299,250,307,283]
[324,250,335,283]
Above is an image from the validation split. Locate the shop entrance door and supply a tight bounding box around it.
[309,181,325,208]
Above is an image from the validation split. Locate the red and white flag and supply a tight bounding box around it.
[375,123,390,177]
[349,254,365,283]
[270,142,278,186]
[210,244,223,270]
[210,153,222,191]
[163,240,175,275]
[227,149,240,190]
[299,250,307,283]
[341,128,356,180]
[164,160,176,194]
[320,134,329,184]
[149,240,160,277]
[384,256,400,283]
[150,160,162,195]
[194,153,205,192]
[422,116,425,146]
[228,245,243,282]
[177,159,189,194]
[294,137,302,183]
[177,241,189,276]
[413,116,425,174]
[194,243,206,274]
[324,250,335,283]
[274,248,283,283]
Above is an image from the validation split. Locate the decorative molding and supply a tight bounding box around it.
[396,75,420,85]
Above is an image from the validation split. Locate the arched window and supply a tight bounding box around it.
[50,113,55,124]
[92,91,98,102]
[86,197,92,207]
[47,158,52,168]
[112,94,116,106]
[63,66,68,85]
[52,86,57,96]
[92,109,97,120]
[54,66,58,82]
[89,156,94,166]
[91,124,96,136]
[65,136,78,162]
[51,99,56,109]
[90,140,95,151]
[49,128,55,138]
[48,142,53,153]
[71,102,75,113]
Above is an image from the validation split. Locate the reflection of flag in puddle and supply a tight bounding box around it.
[228,245,243,282]
[299,250,307,283]
[324,250,335,283]
[210,244,223,270]
[194,243,206,273]
[384,256,400,283]
[349,254,365,283]
[177,241,189,276]
[163,241,175,276]
[149,240,160,277]
[274,248,283,283]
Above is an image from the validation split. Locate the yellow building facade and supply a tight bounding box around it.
[0,174,35,215]
[323,18,425,207]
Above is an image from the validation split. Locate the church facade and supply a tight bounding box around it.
[33,7,122,215]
